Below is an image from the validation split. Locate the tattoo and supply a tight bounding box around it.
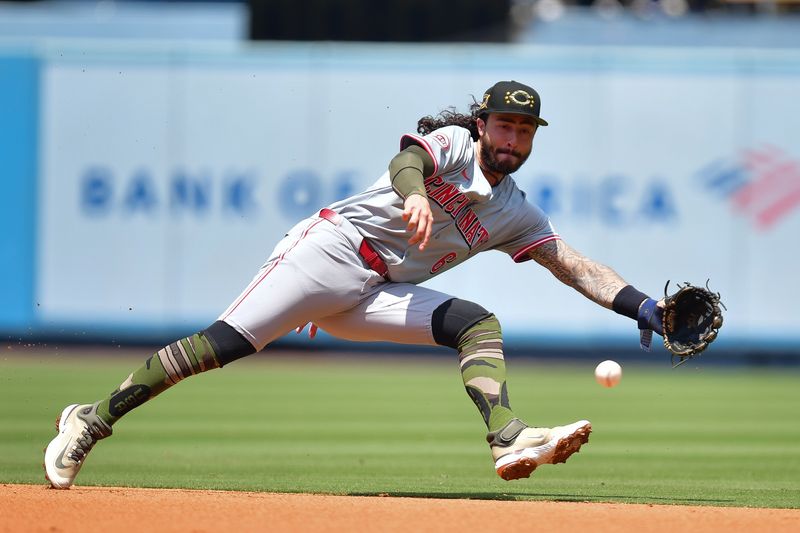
[528,240,628,309]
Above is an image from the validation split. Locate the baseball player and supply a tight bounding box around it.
[44,80,665,488]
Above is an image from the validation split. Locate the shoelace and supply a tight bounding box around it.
[67,429,97,464]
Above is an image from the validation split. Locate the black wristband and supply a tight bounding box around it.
[612,285,650,320]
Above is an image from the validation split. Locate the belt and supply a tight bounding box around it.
[319,208,389,279]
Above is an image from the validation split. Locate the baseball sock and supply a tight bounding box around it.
[457,315,516,432]
[95,332,221,426]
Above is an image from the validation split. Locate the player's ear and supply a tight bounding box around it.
[476,116,487,136]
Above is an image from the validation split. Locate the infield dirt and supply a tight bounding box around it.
[2,484,798,533]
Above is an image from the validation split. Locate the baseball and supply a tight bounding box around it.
[595,360,622,388]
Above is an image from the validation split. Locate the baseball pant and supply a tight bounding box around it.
[219,212,454,351]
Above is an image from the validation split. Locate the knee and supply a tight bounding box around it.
[431,298,495,349]
[203,320,257,366]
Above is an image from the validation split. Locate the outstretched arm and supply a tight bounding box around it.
[527,238,664,337]
[527,239,628,309]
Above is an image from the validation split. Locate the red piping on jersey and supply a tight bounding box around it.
[221,218,325,319]
[400,134,440,178]
[512,235,561,263]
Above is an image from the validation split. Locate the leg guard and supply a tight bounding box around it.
[431,298,492,349]
[203,320,257,366]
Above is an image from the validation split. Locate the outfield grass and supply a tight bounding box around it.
[2,349,798,508]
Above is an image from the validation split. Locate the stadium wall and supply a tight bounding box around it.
[2,40,799,355]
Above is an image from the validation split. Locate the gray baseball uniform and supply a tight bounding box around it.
[43,81,600,492]
[220,125,558,351]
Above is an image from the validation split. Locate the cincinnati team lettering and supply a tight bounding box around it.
[424,175,489,249]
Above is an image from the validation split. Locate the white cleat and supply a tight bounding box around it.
[44,403,112,489]
[488,418,592,481]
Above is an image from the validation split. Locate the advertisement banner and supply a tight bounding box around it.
[36,44,800,348]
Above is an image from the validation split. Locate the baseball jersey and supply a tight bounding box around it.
[327,125,558,284]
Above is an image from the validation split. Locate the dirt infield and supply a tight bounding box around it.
[2,484,798,533]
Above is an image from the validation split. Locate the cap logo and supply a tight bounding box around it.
[478,93,490,111]
[505,89,536,109]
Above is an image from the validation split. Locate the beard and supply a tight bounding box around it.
[479,139,531,176]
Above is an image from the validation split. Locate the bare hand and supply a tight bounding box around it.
[402,194,433,251]
[295,323,318,339]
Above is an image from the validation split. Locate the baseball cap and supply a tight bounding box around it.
[477,80,548,126]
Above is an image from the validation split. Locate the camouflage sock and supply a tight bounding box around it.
[458,315,515,432]
[95,332,221,426]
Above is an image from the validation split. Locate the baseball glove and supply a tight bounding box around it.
[662,281,725,367]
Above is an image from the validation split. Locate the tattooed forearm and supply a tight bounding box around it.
[528,240,628,308]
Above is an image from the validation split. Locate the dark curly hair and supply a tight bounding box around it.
[416,98,484,141]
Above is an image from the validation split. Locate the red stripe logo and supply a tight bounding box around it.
[702,145,800,230]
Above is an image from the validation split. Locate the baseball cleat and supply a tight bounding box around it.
[488,418,591,481]
[44,402,112,489]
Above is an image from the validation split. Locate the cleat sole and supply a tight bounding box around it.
[44,415,61,488]
[498,458,538,481]
[551,424,591,465]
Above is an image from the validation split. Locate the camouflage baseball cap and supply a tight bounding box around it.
[477,80,548,126]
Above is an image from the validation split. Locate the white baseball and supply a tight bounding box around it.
[595,360,622,388]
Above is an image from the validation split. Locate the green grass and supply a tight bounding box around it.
[1,349,798,508]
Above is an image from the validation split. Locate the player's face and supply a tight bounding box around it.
[477,113,537,175]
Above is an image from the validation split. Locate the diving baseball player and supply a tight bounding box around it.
[44,80,665,487]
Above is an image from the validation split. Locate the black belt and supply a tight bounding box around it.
[319,208,389,279]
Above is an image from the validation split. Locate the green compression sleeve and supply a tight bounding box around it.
[388,145,435,199]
